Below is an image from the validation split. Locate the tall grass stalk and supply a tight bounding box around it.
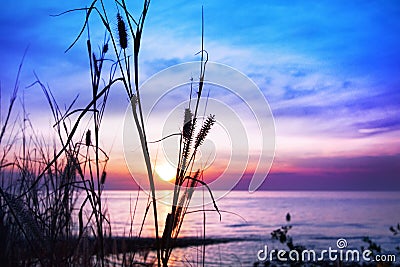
[159,8,222,266]
[58,0,162,264]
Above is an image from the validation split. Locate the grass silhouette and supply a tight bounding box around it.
[0,1,221,266]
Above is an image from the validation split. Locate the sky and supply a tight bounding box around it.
[1,0,399,190]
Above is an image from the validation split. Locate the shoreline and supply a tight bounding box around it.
[102,236,246,253]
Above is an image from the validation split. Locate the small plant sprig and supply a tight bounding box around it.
[389,223,400,254]
[361,236,383,260]
[271,213,306,254]
[389,223,400,236]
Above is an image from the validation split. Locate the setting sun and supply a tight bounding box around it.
[155,163,177,182]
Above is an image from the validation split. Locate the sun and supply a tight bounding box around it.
[155,163,176,182]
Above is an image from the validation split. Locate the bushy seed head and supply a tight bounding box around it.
[195,115,215,149]
[117,13,128,49]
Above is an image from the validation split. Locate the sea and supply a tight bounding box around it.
[100,190,400,266]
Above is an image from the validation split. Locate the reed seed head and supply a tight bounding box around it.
[183,108,193,140]
[195,114,215,149]
[102,43,108,54]
[85,130,91,146]
[117,13,128,49]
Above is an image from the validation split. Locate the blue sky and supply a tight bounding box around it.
[1,0,399,190]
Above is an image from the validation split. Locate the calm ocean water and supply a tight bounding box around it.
[101,190,400,266]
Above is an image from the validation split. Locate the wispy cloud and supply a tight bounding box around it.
[1,0,400,189]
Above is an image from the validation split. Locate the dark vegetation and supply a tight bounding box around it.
[254,214,400,267]
[0,0,220,266]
